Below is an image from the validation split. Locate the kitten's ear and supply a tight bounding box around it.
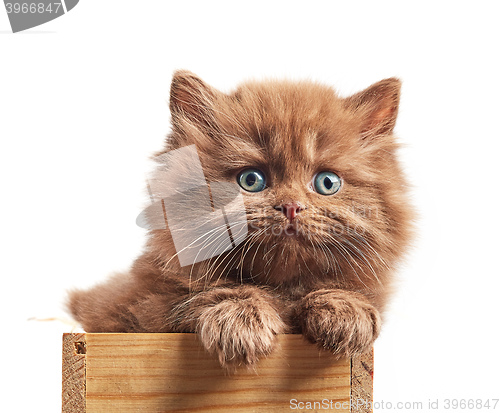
[169,70,217,125]
[344,78,401,138]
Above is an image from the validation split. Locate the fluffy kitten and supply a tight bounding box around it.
[67,71,412,368]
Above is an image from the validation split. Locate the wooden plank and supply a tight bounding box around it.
[62,333,373,412]
[351,348,374,413]
[62,333,86,413]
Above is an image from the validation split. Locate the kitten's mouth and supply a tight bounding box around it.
[283,223,299,237]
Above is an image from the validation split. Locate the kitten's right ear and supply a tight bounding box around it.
[169,70,217,125]
[344,78,401,139]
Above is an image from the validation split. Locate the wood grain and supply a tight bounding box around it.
[351,348,374,413]
[62,333,373,413]
[62,333,86,413]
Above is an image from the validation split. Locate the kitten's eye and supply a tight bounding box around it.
[313,171,341,195]
[237,168,266,192]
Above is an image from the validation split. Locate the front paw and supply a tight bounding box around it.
[197,297,285,368]
[297,289,381,358]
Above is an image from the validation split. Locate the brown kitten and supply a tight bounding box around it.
[67,71,413,368]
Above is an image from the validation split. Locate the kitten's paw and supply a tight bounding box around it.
[298,289,381,358]
[197,296,285,369]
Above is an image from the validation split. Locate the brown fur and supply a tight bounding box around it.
[67,71,413,368]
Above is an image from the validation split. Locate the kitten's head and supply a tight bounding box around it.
[157,71,412,291]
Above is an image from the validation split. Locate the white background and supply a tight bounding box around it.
[1,1,499,412]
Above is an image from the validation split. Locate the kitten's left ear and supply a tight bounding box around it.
[344,78,401,138]
[169,70,218,125]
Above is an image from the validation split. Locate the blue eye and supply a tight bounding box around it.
[313,171,341,195]
[237,168,266,192]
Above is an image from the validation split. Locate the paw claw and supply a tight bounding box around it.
[197,298,284,368]
[298,290,380,358]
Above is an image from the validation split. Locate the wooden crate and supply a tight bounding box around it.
[62,333,373,413]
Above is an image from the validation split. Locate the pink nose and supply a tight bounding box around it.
[276,202,303,221]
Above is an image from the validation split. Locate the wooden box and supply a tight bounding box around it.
[62,333,373,412]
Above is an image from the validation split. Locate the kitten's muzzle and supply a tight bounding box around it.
[274,202,304,222]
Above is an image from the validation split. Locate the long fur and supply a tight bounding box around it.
[67,71,413,368]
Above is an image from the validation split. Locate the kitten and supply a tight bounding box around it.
[67,71,413,368]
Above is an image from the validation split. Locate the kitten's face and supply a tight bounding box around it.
[162,72,412,288]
